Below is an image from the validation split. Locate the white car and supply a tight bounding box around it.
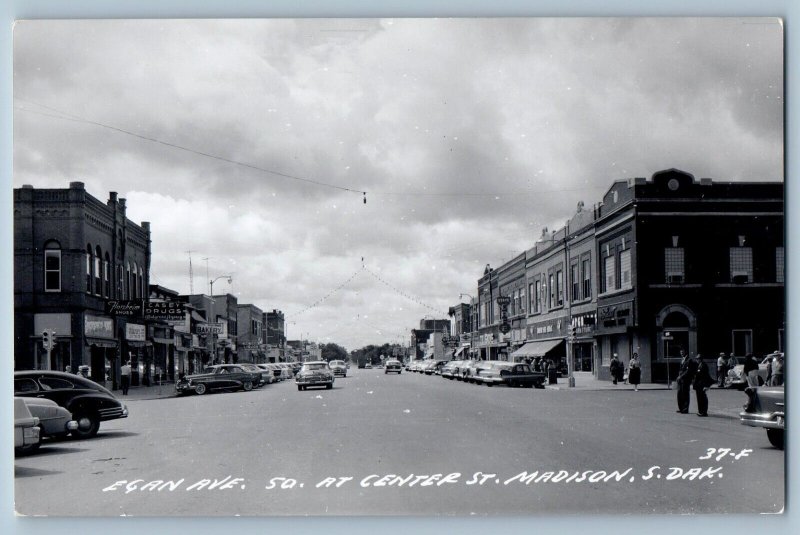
[14,398,40,453]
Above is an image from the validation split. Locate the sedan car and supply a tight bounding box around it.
[384,359,403,374]
[741,385,785,449]
[175,364,260,396]
[473,362,546,388]
[14,370,128,439]
[256,364,278,384]
[364,363,373,369]
[14,398,40,454]
[296,361,335,391]
[329,360,348,377]
[461,360,491,383]
[726,353,779,389]
[238,363,266,387]
[15,397,78,453]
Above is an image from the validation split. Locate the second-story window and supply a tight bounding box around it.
[665,247,685,283]
[620,249,632,289]
[104,253,111,296]
[44,241,61,292]
[94,246,102,296]
[548,273,555,309]
[556,270,564,306]
[582,258,592,299]
[604,254,616,293]
[571,263,579,301]
[86,244,92,294]
[730,244,753,283]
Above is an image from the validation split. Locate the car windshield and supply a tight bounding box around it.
[330,361,344,366]
[303,363,328,371]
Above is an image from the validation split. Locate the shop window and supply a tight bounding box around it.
[44,241,61,292]
[664,247,685,283]
[729,247,753,283]
[620,249,632,289]
[776,247,784,283]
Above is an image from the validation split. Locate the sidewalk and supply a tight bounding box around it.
[545,372,744,420]
[109,381,179,401]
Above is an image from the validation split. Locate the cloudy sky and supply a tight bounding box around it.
[12,18,783,350]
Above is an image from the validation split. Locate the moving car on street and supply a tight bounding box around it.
[296,361,335,391]
[329,360,347,377]
[473,362,546,388]
[14,370,128,439]
[175,364,260,396]
[384,359,403,374]
[741,385,785,449]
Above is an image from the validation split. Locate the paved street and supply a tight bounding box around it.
[15,369,783,516]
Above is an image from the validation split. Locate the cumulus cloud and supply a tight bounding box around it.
[13,18,783,349]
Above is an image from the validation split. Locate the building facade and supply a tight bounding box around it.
[14,182,151,388]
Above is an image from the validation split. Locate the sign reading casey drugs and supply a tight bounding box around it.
[196,322,224,335]
[144,301,186,321]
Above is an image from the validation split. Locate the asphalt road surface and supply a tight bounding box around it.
[15,368,784,516]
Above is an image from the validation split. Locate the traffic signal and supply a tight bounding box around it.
[568,325,576,338]
[42,330,52,351]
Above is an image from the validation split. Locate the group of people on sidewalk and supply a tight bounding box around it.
[609,353,642,391]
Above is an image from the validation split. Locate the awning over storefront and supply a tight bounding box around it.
[86,337,118,348]
[127,341,152,348]
[454,346,467,357]
[191,311,206,322]
[511,339,564,358]
[152,337,174,345]
[424,348,434,359]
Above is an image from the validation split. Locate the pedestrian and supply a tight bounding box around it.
[716,352,727,388]
[693,354,713,416]
[120,360,132,395]
[609,354,622,385]
[764,354,774,386]
[675,349,697,414]
[743,353,760,387]
[533,356,543,373]
[628,353,641,391]
[771,354,784,386]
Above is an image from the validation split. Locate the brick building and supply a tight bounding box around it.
[14,182,150,387]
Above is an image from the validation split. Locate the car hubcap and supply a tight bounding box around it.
[77,417,92,430]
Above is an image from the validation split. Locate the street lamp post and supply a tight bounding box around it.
[209,275,232,296]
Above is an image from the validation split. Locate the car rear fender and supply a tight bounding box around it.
[66,393,120,414]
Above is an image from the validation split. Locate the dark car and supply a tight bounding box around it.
[741,386,785,449]
[238,363,266,387]
[176,364,259,396]
[14,370,129,439]
[296,361,335,391]
[384,359,403,374]
[474,362,546,388]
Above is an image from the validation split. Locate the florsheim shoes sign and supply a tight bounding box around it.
[105,300,186,321]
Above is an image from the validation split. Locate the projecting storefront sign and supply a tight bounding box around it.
[196,322,224,335]
[144,301,186,321]
[125,323,146,342]
[105,300,143,318]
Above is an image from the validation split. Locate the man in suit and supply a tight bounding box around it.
[675,350,697,414]
[692,354,713,417]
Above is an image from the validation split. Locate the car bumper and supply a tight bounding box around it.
[296,377,334,386]
[740,411,784,430]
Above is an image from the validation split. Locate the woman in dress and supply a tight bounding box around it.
[628,353,642,391]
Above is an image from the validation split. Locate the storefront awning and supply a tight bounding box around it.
[424,348,434,358]
[191,311,206,322]
[152,337,174,345]
[454,346,467,357]
[86,337,118,348]
[511,339,564,358]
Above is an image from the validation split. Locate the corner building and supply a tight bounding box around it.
[14,182,150,385]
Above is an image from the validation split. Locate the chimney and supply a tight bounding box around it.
[70,181,85,190]
[109,191,118,202]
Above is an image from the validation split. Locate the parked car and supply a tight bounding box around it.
[473,362,547,388]
[14,398,40,454]
[741,385,785,449]
[384,359,403,374]
[278,363,296,379]
[424,360,448,375]
[365,363,373,369]
[296,361,335,391]
[256,364,278,384]
[175,364,260,396]
[726,353,780,389]
[238,363,266,387]
[14,370,128,439]
[15,397,78,453]
[462,360,491,383]
[329,360,348,377]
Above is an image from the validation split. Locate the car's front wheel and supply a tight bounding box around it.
[242,381,253,392]
[297,385,303,391]
[767,428,784,449]
[194,383,208,395]
[72,412,100,439]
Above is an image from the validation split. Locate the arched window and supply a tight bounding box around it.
[133,262,139,298]
[86,244,93,293]
[104,252,111,297]
[44,240,61,292]
[118,265,124,299]
[126,262,131,299]
[139,266,144,298]
[657,305,697,360]
[94,246,102,296]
